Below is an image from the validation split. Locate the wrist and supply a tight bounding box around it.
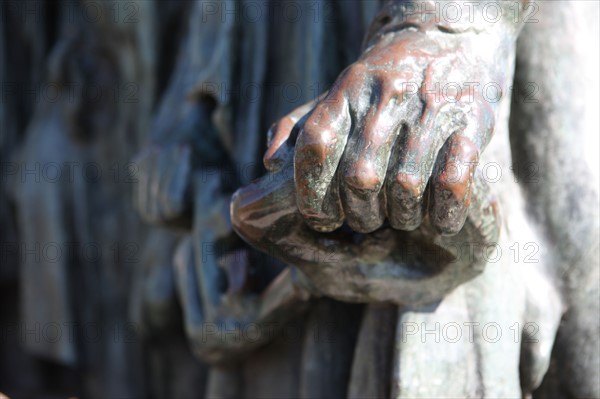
[364,1,528,49]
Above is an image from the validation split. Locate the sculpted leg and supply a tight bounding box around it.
[510,2,600,396]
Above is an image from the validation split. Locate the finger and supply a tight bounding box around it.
[158,144,192,220]
[137,147,160,223]
[429,133,479,235]
[429,99,495,235]
[264,99,323,172]
[339,91,404,233]
[294,91,351,232]
[385,105,442,231]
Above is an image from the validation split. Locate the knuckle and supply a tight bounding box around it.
[321,90,347,111]
[332,64,369,94]
[344,160,382,192]
[435,169,470,199]
[435,156,470,186]
[347,62,369,78]
[300,113,327,143]
[296,126,335,164]
[393,170,426,200]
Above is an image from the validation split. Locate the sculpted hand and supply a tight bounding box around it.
[265,28,504,235]
[133,99,226,228]
[134,143,193,228]
[171,172,309,364]
[232,101,500,306]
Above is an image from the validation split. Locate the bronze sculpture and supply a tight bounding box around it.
[210,1,600,397]
[136,0,599,397]
[1,0,598,398]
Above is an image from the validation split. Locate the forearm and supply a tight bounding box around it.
[365,0,530,47]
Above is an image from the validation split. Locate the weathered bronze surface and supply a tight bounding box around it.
[228,1,600,397]
[1,1,598,398]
